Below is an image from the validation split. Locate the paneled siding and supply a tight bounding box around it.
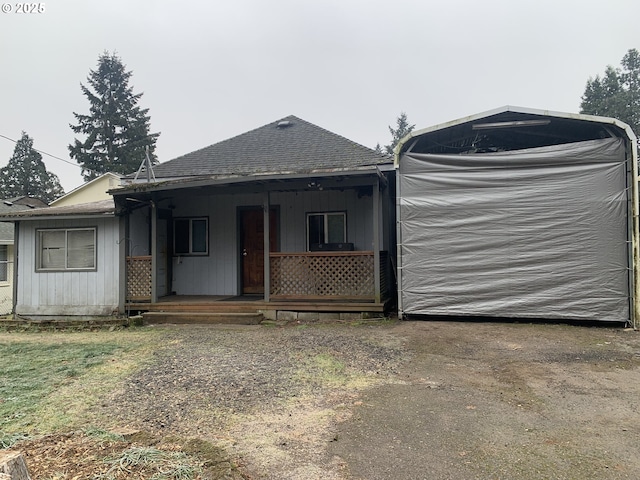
[16,217,121,316]
[168,189,374,296]
[0,245,14,315]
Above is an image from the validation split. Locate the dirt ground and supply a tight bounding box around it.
[7,319,640,479]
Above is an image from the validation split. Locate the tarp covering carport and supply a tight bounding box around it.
[398,137,630,322]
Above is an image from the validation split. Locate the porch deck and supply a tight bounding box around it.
[128,294,388,324]
[127,295,387,314]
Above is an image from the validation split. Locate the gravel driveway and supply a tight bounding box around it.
[103,320,640,479]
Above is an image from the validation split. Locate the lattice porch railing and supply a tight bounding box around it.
[127,256,152,301]
[270,251,377,300]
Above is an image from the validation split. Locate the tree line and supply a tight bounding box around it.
[1,48,638,204]
[0,51,159,204]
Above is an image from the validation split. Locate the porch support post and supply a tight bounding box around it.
[151,201,158,303]
[118,215,126,314]
[373,177,381,303]
[263,190,271,302]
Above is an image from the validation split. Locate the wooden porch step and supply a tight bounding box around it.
[138,303,264,313]
[141,311,264,325]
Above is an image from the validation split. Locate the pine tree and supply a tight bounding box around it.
[580,48,640,135]
[0,132,64,204]
[384,112,415,155]
[69,51,160,181]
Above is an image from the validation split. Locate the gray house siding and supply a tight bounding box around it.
[16,217,122,316]
[0,244,13,315]
[130,189,376,297]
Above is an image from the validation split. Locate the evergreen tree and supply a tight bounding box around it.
[580,48,640,135]
[69,51,159,181]
[384,112,415,155]
[0,132,64,204]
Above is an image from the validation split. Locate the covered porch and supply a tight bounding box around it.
[116,168,396,320]
[125,251,392,322]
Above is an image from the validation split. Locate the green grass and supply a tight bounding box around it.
[0,330,160,436]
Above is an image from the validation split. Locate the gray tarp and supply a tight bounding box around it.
[398,137,630,322]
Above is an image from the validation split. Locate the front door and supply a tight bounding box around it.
[240,207,278,294]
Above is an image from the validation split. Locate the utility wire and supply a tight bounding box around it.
[0,133,102,178]
[1,132,159,180]
[0,133,80,168]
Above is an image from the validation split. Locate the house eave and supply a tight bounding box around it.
[0,200,116,221]
[0,213,116,222]
[111,164,392,196]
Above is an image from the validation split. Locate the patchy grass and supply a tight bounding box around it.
[293,351,377,392]
[7,431,217,480]
[0,329,161,435]
[293,352,348,388]
[0,431,28,448]
[100,446,202,480]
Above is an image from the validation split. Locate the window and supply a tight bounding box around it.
[37,228,96,271]
[174,217,208,255]
[0,245,7,282]
[307,212,346,250]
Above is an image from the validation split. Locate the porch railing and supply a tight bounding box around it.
[270,251,386,301]
[126,252,390,303]
[127,256,152,301]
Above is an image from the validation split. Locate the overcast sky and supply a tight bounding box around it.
[1,0,638,192]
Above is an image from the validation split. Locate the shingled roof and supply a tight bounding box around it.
[0,198,41,243]
[151,115,390,179]
[0,199,115,221]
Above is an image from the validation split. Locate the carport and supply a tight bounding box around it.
[395,106,638,325]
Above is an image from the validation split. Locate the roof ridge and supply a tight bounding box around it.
[161,115,299,166]
[163,115,387,166]
[285,115,387,159]
[149,115,392,179]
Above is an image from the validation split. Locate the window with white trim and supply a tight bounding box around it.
[0,245,7,282]
[307,212,346,250]
[174,217,208,255]
[37,228,97,271]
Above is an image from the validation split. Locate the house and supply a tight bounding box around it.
[3,109,636,326]
[114,115,395,321]
[50,172,121,207]
[394,106,638,325]
[0,116,395,321]
[0,197,49,315]
[0,175,125,319]
[0,200,122,318]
